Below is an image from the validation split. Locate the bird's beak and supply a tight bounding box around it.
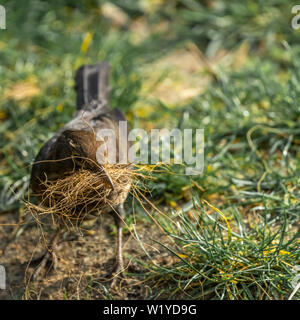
[100,165,114,190]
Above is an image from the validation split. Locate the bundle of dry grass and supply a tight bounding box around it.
[26,162,137,229]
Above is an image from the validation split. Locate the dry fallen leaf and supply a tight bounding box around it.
[4,79,40,101]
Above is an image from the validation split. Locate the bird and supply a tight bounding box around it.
[29,62,131,280]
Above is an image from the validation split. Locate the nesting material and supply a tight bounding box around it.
[26,162,135,229]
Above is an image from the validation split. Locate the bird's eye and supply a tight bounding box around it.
[68,139,76,148]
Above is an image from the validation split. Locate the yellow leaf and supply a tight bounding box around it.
[0,111,6,120]
[86,230,96,236]
[168,200,178,209]
[56,104,63,112]
[135,104,154,118]
[80,32,93,53]
[263,249,290,256]
[203,199,232,243]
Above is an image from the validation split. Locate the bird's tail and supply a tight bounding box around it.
[74,62,110,111]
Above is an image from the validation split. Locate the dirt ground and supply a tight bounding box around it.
[0,207,175,300]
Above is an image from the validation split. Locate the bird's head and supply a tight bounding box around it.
[56,130,99,164]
